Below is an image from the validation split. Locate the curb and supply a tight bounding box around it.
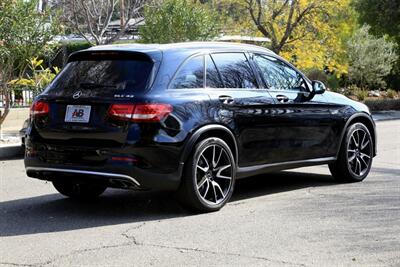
[372,111,400,121]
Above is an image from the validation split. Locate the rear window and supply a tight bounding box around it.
[44,53,153,97]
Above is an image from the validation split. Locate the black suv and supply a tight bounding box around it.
[25,42,376,212]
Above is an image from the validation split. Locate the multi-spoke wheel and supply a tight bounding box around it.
[329,123,373,182]
[177,137,236,212]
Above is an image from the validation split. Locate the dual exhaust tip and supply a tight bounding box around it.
[109,178,139,189]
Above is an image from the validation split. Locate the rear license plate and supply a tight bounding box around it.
[65,105,91,123]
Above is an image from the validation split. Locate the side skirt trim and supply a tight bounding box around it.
[26,167,141,186]
[236,157,336,179]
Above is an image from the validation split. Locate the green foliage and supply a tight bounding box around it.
[305,69,328,85]
[326,75,340,91]
[353,0,400,39]
[9,58,60,94]
[64,41,92,54]
[0,0,60,125]
[347,25,398,89]
[364,99,400,111]
[386,89,398,99]
[0,0,60,77]
[304,69,340,90]
[353,0,400,90]
[139,0,219,43]
[354,88,368,101]
[346,84,360,97]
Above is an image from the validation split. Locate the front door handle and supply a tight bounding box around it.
[219,95,234,104]
[276,95,289,103]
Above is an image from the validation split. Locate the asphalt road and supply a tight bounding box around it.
[1,120,399,267]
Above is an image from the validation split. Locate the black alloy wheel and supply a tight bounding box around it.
[329,123,373,182]
[177,137,236,212]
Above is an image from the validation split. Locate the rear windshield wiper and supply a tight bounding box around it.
[80,82,116,89]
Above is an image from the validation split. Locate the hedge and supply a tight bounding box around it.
[364,99,400,111]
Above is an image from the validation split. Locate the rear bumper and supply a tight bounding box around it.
[25,155,183,192]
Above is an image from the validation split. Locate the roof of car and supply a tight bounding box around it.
[88,41,275,55]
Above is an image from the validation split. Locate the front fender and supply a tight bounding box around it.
[336,112,377,157]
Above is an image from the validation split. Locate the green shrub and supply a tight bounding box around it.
[327,75,340,91]
[355,88,369,101]
[346,84,359,97]
[9,57,60,94]
[113,40,137,44]
[347,25,398,89]
[387,89,398,99]
[365,99,400,111]
[305,69,328,84]
[64,41,92,54]
[140,0,219,43]
[346,84,369,100]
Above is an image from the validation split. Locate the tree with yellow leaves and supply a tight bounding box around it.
[245,0,355,75]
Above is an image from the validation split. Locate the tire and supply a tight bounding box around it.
[52,181,107,199]
[329,122,373,182]
[177,137,236,212]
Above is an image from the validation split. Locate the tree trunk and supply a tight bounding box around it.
[0,66,12,132]
[0,86,10,128]
[42,0,48,11]
[270,41,282,55]
[120,0,125,31]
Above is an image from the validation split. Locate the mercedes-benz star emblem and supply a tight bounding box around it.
[73,91,82,99]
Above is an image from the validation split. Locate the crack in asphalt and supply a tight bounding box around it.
[133,242,306,266]
[38,223,149,266]
[2,221,306,267]
[120,223,306,267]
[1,223,148,267]
[0,263,36,267]
[0,242,133,267]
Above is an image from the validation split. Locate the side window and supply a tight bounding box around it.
[170,55,204,89]
[254,54,307,91]
[211,53,258,89]
[206,55,224,88]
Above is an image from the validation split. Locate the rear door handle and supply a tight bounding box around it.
[276,95,289,103]
[219,95,234,104]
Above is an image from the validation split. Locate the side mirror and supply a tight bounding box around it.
[312,80,326,94]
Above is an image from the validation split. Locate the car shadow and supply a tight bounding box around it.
[0,171,336,237]
[0,146,24,161]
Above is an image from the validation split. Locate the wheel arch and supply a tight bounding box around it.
[337,113,377,157]
[180,124,239,168]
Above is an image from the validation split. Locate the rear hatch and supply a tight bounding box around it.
[32,51,157,148]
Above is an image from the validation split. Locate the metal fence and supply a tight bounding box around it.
[0,88,35,108]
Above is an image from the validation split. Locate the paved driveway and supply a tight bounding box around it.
[1,120,399,266]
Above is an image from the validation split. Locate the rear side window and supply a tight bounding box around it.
[211,53,258,89]
[45,53,153,97]
[206,55,224,88]
[170,55,204,89]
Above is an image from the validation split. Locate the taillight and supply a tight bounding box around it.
[108,104,135,121]
[30,100,50,117]
[132,104,173,122]
[108,103,173,122]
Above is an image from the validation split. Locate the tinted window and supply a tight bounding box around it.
[170,56,204,89]
[211,53,258,89]
[206,55,224,88]
[254,54,307,91]
[45,57,153,97]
